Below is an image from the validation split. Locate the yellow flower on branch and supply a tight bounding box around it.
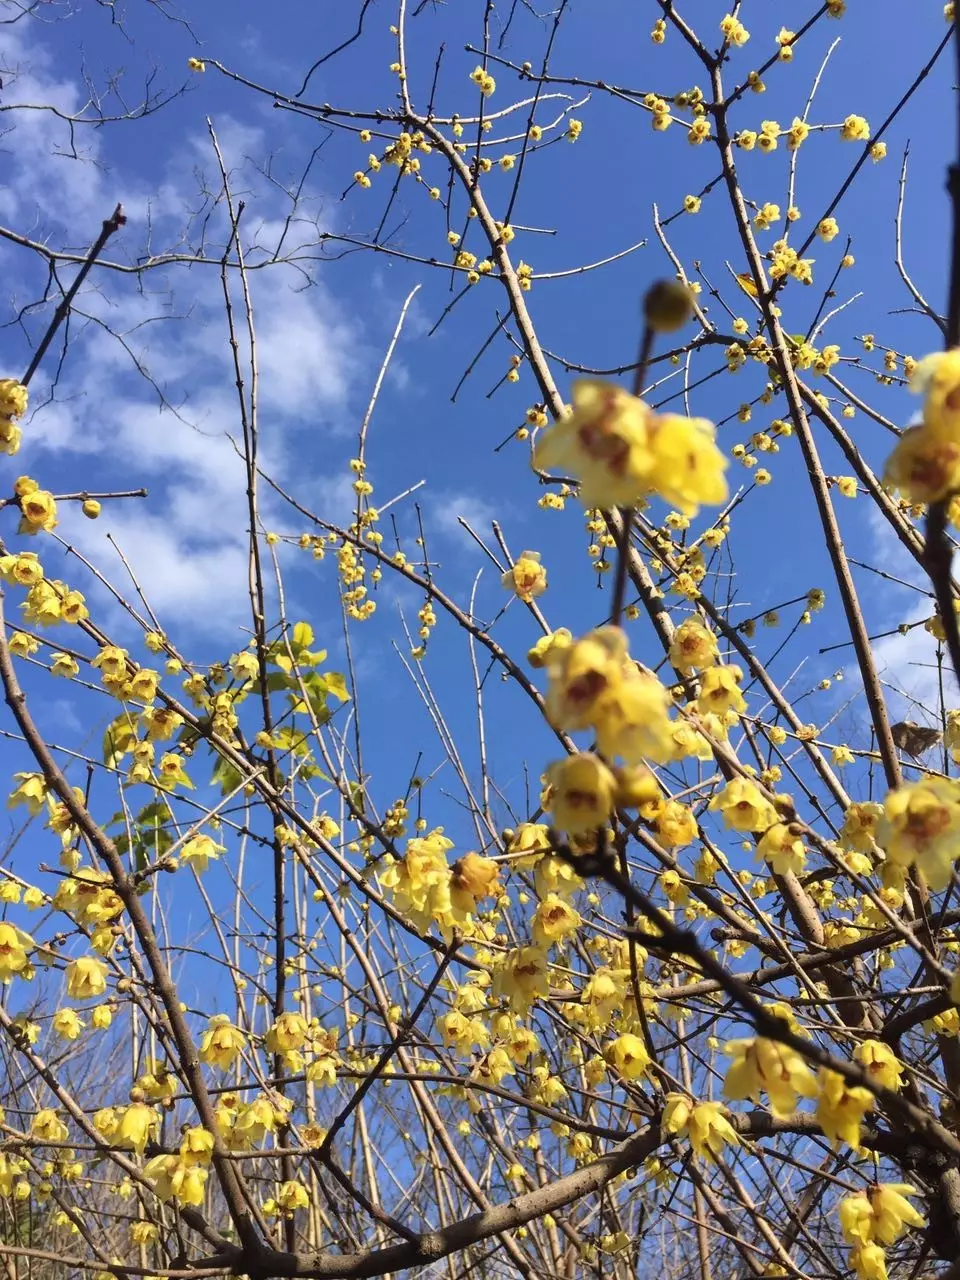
[534,380,654,509]
[816,1067,874,1149]
[502,550,547,602]
[545,753,618,834]
[723,1037,817,1117]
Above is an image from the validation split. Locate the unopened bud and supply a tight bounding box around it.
[643,279,695,333]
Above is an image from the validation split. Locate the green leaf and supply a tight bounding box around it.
[292,621,315,650]
[211,754,244,796]
[322,670,350,703]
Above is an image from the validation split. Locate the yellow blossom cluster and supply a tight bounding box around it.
[534,379,727,516]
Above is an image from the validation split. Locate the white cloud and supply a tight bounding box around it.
[0,24,363,637]
[429,490,498,545]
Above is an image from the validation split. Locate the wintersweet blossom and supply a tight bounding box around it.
[839,1184,925,1246]
[668,616,720,673]
[65,956,107,1000]
[884,425,960,504]
[544,626,630,731]
[198,1014,246,1069]
[686,1102,739,1161]
[878,776,960,890]
[534,380,654,508]
[708,777,778,833]
[545,753,618,833]
[502,550,547,602]
[723,1037,817,1117]
[0,380,27,419]
[534,379,726,515]
[646,413,728,516]
[0,923,32,981]
[756,822,806,876]
[816,1067,874,1149]
[604,1033,650,1080]
[593,665,675,765]
[853,1041,904,1091]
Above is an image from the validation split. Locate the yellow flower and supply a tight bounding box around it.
[661,1092,692,1137]
[840,114,870,141]
[840,1184,925,1247]
[884,424,960,504]
[438,1009,489,1055]
[696,664,746,716]
[51,653,79,678]
[527,628,573,669]
[531,893,581,947]
[31,1108,68,1142]
[93,1107,120,1139]
[647,414,728,516]
[910,348,960,436]
[198,1014,246,1069]
[9,771,47,815]
[545,626,630,731]
[686,1102,739,1161]
[502,550,547,602]
[545,753,618,833]
[868,1184,926,1244]
[720,14,750,44]
[52,1008,83,1039]
[117,1101,157,1154]
[179,834,224,874]
[533,379,654,508]
[0,380,28,419]
[723,1038,817,1117]
[848,1244,887,1280]
[756,822,806,876]
[19,489,57,533]
[841,801,882,852]
[669,616,719,673]
[654,800,698,850]
[65,956,107,1000]
[187,56,205,72]
[816,1067,873,1149]
[594,667,675,765]
[708,777,778,833]
[469,65,496,96]
[158,753,192,789]
[265,1012,309,1054]
[878,776,960,890]
[450,852,500,912]
[506,822,552,870]
[604,1033,650,1080]
[492,946,549,1014]
[853,1041,903,1091]
[144,1153,208,1205]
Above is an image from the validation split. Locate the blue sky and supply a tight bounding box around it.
[0,0,956,979]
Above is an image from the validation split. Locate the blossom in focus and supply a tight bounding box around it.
[723,1037,817,1117]
[0,380,27,419]
[669,616,720,673]
[65,956,107,1000]
[198,1014,246,1069]
[502,550,547,602]
[686,1102,740,1161]
[816,1067,873,1149]
[709,777,778,833]
[853,1041,903,1092]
